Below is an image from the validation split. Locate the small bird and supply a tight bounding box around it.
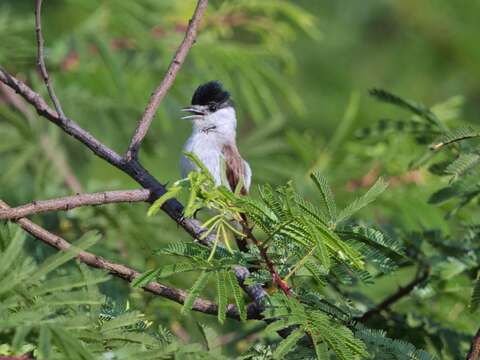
[180,81,251,195]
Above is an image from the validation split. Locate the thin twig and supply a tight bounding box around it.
[35,0,66,119]
[467,329,480,360]
[125,0,209,161]
[0,199,260,321]
[0,189,150,220]
[358,267,430,322]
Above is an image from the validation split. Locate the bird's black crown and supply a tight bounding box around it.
[191,81,230,107]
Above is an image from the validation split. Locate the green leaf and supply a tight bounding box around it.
[226,270,246,321]
[428,186,459,205]
[216,270,228,324]
[471,273,480,313]
[147,185,182,217]
[12,326,30,352]
[156,262,202,278]
[445,153,480,178]
[272,327,304,359]
[430,126,480,150]
[433,257,467,280]
[336,177,388,223]
[304,261,328,285]
[51,326,94,360]
[356,328,435,360]
[196,323,217,351]
[346,225,404,256]
[369,88,441,127]
[0,225,25,278]
[313,341,330,360]
[310,171,337,223]
[38,326,51,360]
[306,221,330,270]
[181,271,210,316]
[131,269,160,288]
[264,317,303,335]
[183,151,216,184]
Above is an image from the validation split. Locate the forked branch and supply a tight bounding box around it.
[35,0,66,119]
[125,0,209,161]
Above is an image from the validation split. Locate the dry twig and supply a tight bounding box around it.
[35,0,66,119]
[0,189,150,220]
[125,0,209,160]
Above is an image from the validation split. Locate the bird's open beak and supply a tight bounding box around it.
[181,105,206,120]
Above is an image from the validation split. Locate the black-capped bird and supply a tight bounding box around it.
[180,81,251,195]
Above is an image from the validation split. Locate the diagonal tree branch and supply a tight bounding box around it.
[35,0,66,119]
[125,0,209,161]
[0,189,151,220]
[0,199,260,321]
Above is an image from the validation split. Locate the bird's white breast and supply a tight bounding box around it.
[181,132,223,186]
[180,106,251,191]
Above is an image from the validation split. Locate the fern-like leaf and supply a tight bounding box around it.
[131,269,160,288]
[430,126,480,150]
[216,270,228,324]
[445,153,480,178]
[369,89,440,127]
[356,328,436,360]
[181,271,210,316]
[147,184,183,217]
[310,171,337,223]
[227,270,247,321]
[336,177,388,224]
[272,327,304,359]
[471,272,480,313]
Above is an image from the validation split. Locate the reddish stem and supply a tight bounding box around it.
[241,220,291,296]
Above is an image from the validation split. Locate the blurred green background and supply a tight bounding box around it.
[1,0,480,357]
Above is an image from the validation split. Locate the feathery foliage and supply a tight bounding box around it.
[2,1,480,358]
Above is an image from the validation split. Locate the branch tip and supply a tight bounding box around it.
[125,0,209,160]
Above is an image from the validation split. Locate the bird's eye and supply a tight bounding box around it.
[208,103,218,112]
